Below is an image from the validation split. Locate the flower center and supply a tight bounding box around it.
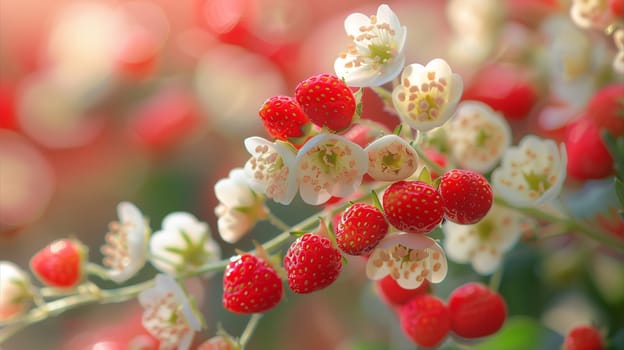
[102,221,132,270]
[143,292,191,346]
[522,170,552,193]
[476,219,494,241]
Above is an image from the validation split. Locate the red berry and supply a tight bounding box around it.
[376,276,429,307]
[382,181,444,234]
[462,63,538,120]
[610,0,624,16]
[222,253,283,314]
[448,282,507,339]
[438,169,493,225]
[566,118,614,180]
[30,239,86,288]
[283,233,343,294]
[399,294,451,348]
[197,336,235,350]
[258,95,310,142]
[563,325,605,350]
[295,73,356,131]
[584,84,624,137]
[335,203,389,256]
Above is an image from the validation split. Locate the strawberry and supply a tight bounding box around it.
[610,0,624,17]
[197,336,237,350]
[382,181,444,234]
[399,294,451,348]
[294,73,356,132]
[438,169,493,225]
[283,233,343,294]
[258,95,311,143]
[448,282,507,339]
[584,84,624,137]
[376,275,429,307]
[565,118,614,180]
[30,239,86,288]
[462,63,538,120]
[335,203,389,256]
[563,325,605,350]
[222,253,283,314]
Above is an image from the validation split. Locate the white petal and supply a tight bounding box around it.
[472,250,503,275]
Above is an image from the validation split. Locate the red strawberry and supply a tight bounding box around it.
[462,63,538,120]
[335,203,389,255]
[376,276,429,307]
[563,325,605,350]
[448,282,507,339]
[258,95,311,143]
[566,118,614,180]
[283,233,343,294]
[382,181,444,234]
[438,169,493,225]
[295,73,356,132]
[222,253,283,314]
[584,84,624,137]
[399,294,451,348]
[30,239,86,288]
[610,0,624,17]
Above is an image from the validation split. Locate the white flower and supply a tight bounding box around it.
[392,58,464,131]
[492,135,567,207]
[100,202,148,283]
[243,137,298,205]
[443,203,534,275]
[214,168,268,243]
[334,4,407,87]
[364,134,419,181]
[447,101,512,173]
[138,274,203,350]
[0,261,32,321]
[366,233,447,289]
[295,133,368,205]
[570,0,613,30]
[149,212,221,275]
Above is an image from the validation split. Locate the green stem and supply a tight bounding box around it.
[413,145,445,176]
[489,267,503,291]
[265,212,291,232]
[495,196,624,252]
[239,313,263,349]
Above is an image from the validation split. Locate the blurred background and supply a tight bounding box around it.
[1,0,623,349]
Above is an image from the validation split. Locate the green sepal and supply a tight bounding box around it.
[393,124,403,136]
[371,190,384,213]
[417,167,433,185]
[289,231,307,237]
[342,255,349,266]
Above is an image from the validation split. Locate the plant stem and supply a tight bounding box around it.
[239,313,263,348]
[494,196,624,252]
[489,267,503,291]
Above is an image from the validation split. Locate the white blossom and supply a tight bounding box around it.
[101,202,148,283]
[447,101,512,173]
[613,29,624,74]
[149,212,221,275]
[334,4,407,87]
[0,261,32,321]
[392,58,464,131]
[570,0,614,30]
[364,134,419,181]
[492,135,567,207]
[366,233,447,289]
[443,203,535,275]
[138,274,203,350]
[243,137,298,205]
[214,168,268,243]
[295,133,368,205]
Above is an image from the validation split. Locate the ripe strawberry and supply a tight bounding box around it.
[376,276,429,307]
[563,325,605,350]
[335,203,389,256]
[30,239,86,288]
[283,233,343,294]
[462,63,538,120]
[294,73,356,131]
[399,294,451,348]
[566,118,614,180]
[448,282,507,339]
[438,169,493,225]
[584,84,624,137]
[258,95,311,142]
[222,253,283,314]
[610,0,624,17]
[382,181,444,234]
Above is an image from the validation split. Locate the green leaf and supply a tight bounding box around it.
[417,167,432,185]
[616,177,624,207]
